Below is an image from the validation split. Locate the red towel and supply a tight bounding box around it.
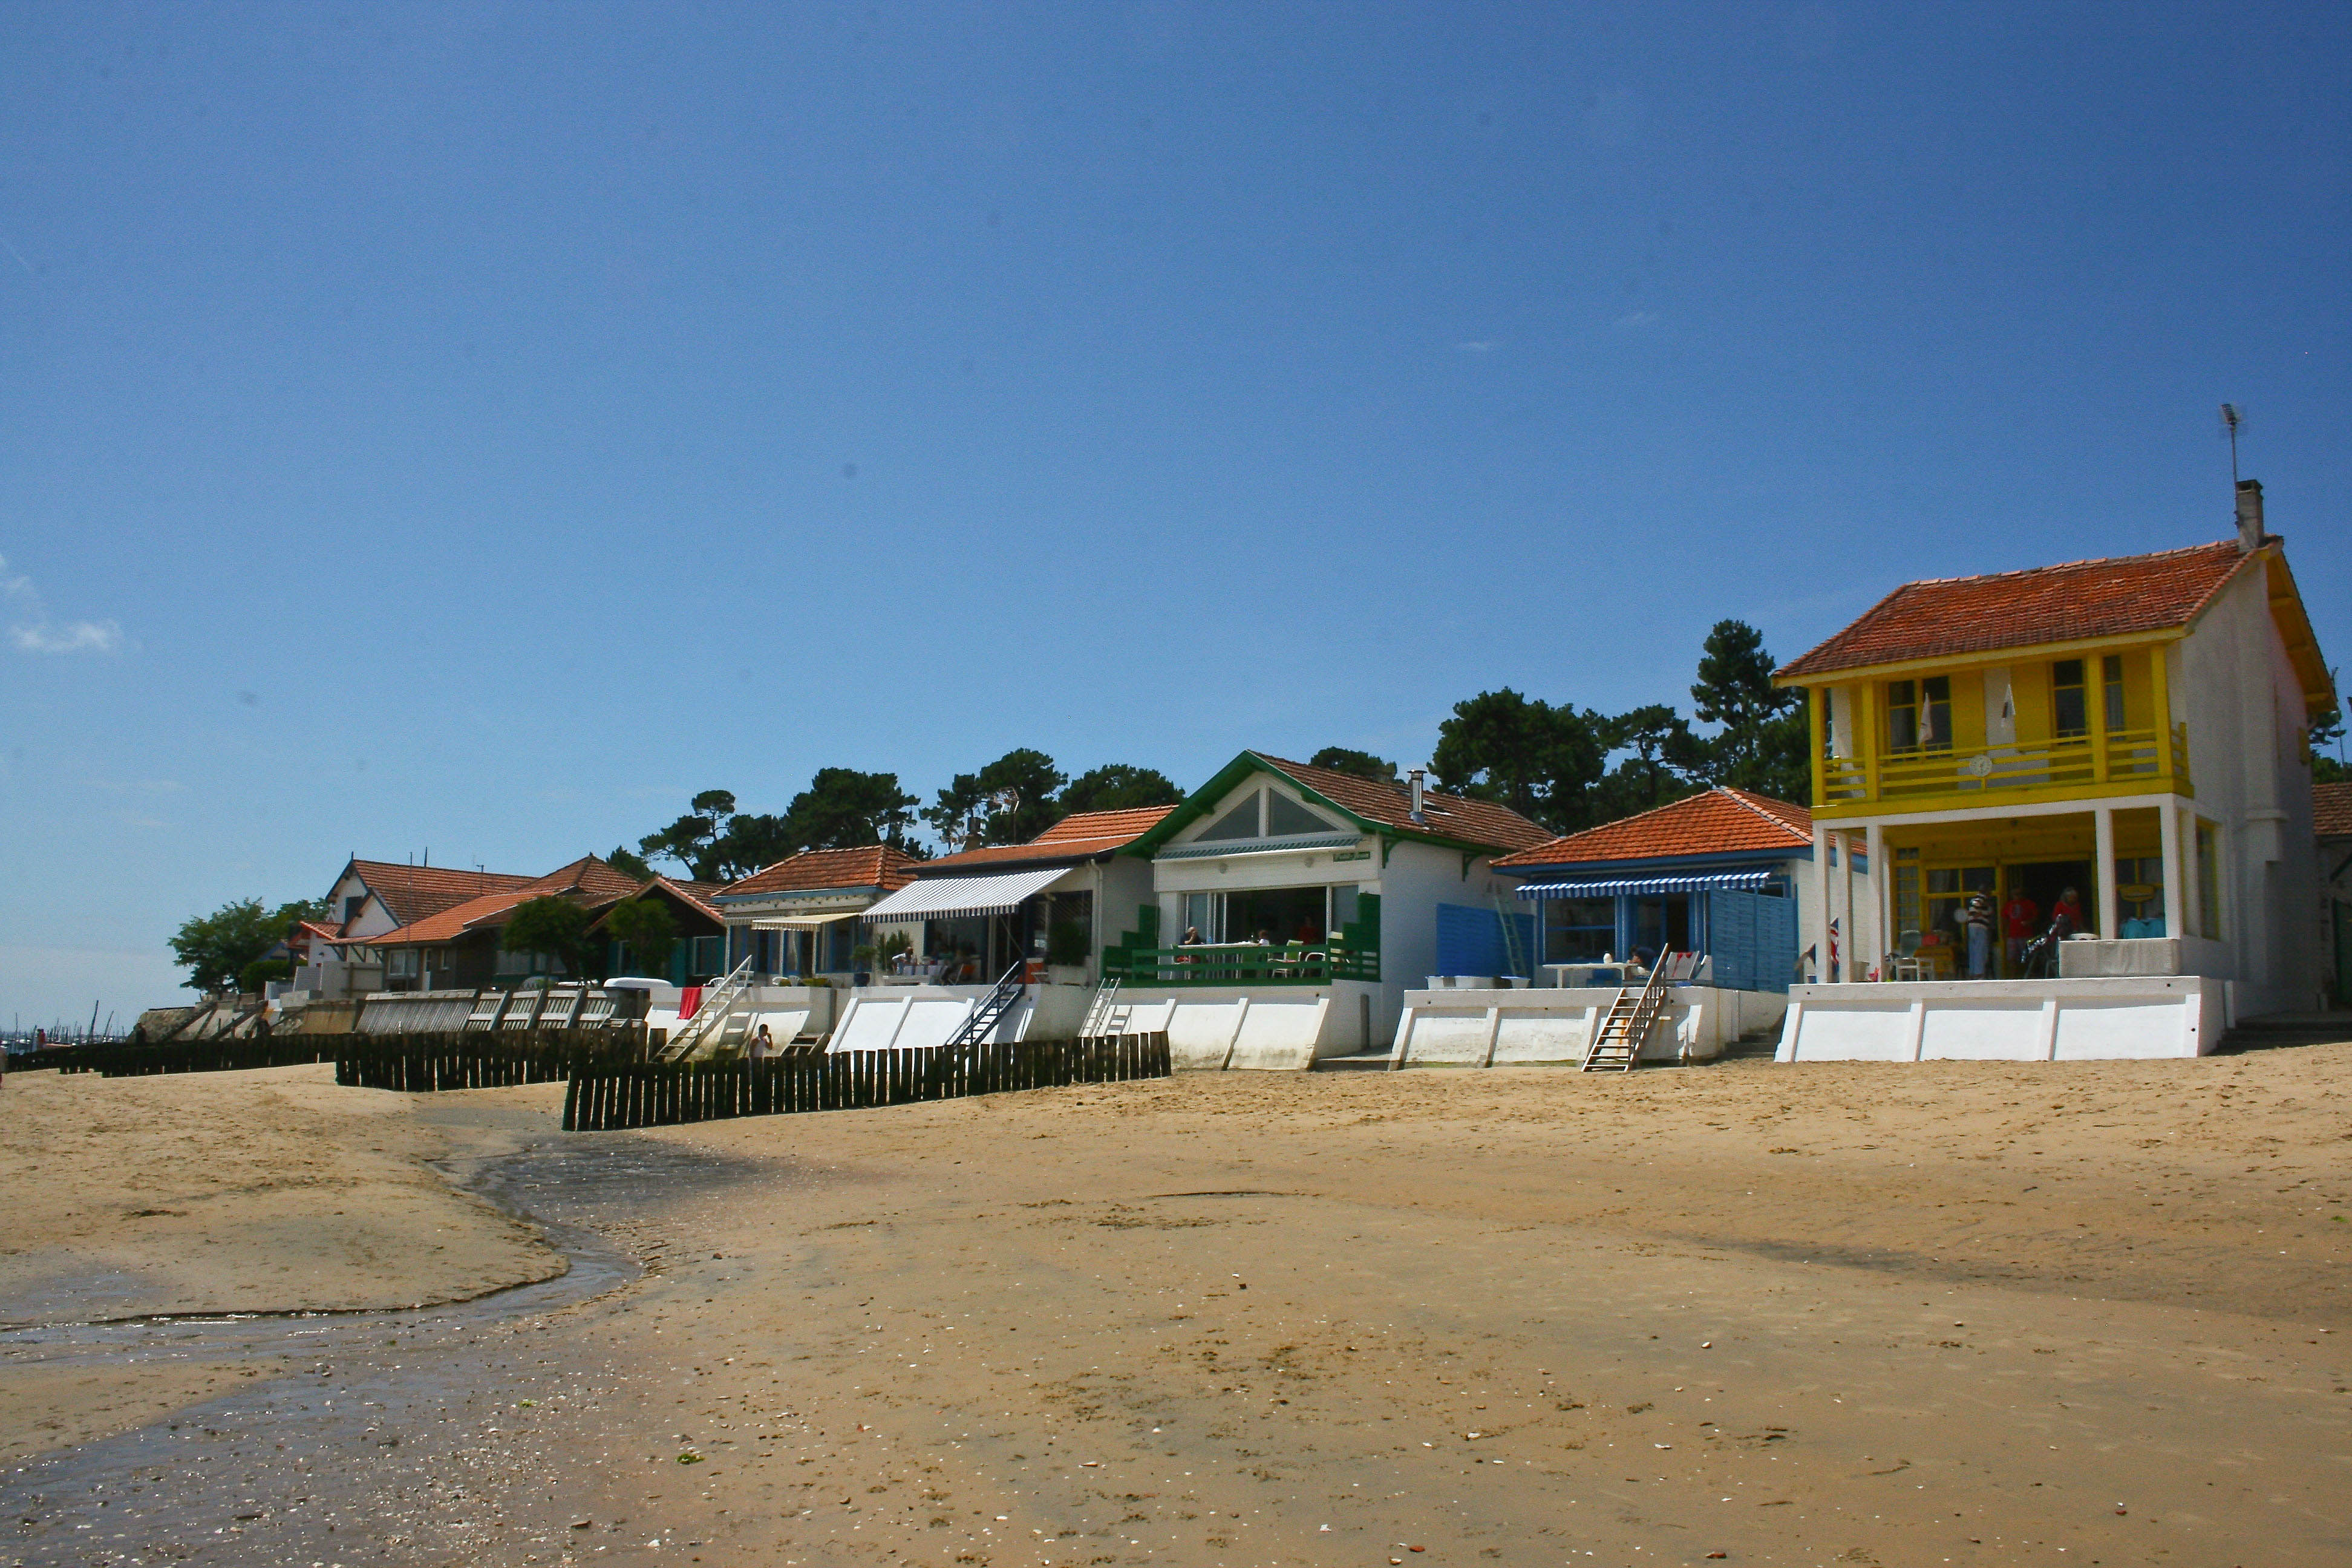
[677,985,704,1021]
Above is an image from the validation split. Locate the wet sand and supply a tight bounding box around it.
[5,1044,2351,1566]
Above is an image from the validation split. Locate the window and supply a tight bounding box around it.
[343,895,364,923]
[2114,855,2164,935]
[2053,659,2088,738]
[1887,676,1950,753]
[1195,791,1262,842]
[388,949,419,979]
[690,934,724,976]
[1265,791,1333,836]
[1536,898,1610,964]
[1330,883,1361,935]
[2101,655,2126,732]
[1180,891,1220,944]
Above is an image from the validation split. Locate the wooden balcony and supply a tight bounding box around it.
[1820,723,2190,813]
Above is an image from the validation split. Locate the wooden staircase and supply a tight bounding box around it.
[1581,952,1700,1071]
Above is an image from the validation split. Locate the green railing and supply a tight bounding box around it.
[1103,942,1379,986]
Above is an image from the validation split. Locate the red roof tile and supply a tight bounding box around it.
[343,860,537,929]
[2316,781,2352,838]
[1493,788,1814,868]
[1032,806,1175,844]
[915,808,1177,874]
[722,846,924,897]
[1775,541,2253,681]
[1256,754,1553,854]
[368,855,644,946]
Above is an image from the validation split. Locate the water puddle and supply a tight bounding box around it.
[0,1132,755,1566]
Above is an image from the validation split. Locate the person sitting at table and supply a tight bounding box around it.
[2051,885,2088,936]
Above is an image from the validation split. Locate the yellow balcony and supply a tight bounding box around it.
[1819,724,2190,814]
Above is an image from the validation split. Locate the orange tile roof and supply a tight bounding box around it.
[1257,754,1553,854]
[722,845,924,897]
[343,860,538,929]
[915,807,1176,874]
[1493,788,1813,868]
[2316,782,2352,838]
[1775,541,2253,681]
[368,855,644,946]
[1032,806,1175,844]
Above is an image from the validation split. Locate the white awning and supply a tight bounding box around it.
[860,864,1070,923]
[749,910,863,930]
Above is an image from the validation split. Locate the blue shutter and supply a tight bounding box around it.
[1756,890,1797,991]
[1711,890,1756,991]
[1436,904,1500,976]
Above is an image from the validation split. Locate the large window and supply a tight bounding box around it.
[1543,898,1616,964]
[2101,654,2127,732]
[2053,659,2088,738]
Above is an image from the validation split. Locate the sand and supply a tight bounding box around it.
[5,1044,2350,1566]
[0,1064,563,1322]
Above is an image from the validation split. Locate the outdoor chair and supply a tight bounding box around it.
[1890,929,1926,981]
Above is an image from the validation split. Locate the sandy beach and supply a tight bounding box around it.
[4,1043,2349,1566]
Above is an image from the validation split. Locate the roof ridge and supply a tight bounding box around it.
[1720,787,1810,840]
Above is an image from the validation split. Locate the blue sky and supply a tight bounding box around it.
[2,2,2345,1027]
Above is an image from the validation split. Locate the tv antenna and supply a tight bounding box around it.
[2220,403,2246,486]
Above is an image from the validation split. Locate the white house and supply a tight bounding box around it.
[1098,753,1553,1068]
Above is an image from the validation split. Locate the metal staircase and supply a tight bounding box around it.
[659,956,758,1061]
[1080,976,1124,1038]
[1581,951,1699,1071]
[942,964,1027,1051]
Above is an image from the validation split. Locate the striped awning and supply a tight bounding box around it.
[750,910,862,931]
[1515,869,1779,900]
[859,864,1070,923]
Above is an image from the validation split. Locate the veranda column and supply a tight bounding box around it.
[1865,821,1887,979]
[1812,824,1834,983]
[2159,800,2186,942]
[1838,828,1856,982]
[2094,806,2119,939]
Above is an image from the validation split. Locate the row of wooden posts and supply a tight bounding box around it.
[18,1026,1175,1131]
[564,1033,1175,1131]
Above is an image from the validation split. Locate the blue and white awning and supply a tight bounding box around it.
[1514,869,1779,900]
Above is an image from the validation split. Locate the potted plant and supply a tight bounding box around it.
[849,942,877,987]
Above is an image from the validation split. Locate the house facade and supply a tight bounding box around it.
[1491,787,1852,996]
[1103,753,1552,1066]
[713,846,926,981]
[301,859,540,998]
[360,855,652,992]
[856,809,1172,986]
[1771,481,2334,1059]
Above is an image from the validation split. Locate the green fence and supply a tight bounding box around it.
[564,1031,1172,1131]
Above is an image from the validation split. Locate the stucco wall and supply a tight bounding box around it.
[1391,984,1781,1067]
[1777,976,2221,1062]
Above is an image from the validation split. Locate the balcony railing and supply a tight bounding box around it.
[1821,723,2190,806]
[1103,941,1380,987]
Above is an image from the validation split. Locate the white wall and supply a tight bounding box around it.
[1391,985,1780,1067]
[1776,976,2221,1062]
[1111,982,1383,1070]
[2175,560,2327,1010]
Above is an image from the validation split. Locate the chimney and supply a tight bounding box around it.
[2235,478,2265,553]
[1408,768,1426,823]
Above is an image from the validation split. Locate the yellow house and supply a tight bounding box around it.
[1772,480,2333,1043]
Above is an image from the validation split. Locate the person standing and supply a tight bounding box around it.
[1961,892,1996,979]
[2003,888,2040,973]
